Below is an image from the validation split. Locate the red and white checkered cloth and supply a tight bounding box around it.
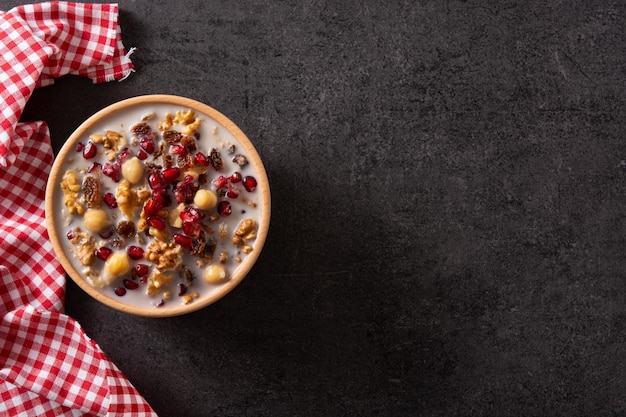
[0,2,157,416]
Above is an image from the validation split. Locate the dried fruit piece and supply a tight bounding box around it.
[117,220,136,238]
[209,148,223,171]
[131,122,151,137]
[82,175,101,209]
[232,154,248,167]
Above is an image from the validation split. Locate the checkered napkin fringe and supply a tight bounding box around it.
[0,2,157,416]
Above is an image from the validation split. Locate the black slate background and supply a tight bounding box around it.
[3,0,626,415]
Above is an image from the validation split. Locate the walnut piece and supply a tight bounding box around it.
[146,270,173,296]
[60,170,84,215]
[116,179,140,220]
[70,228,97,266]
[157,113,173,131]
[182,119,201,136]
[232,218,257,246]
[173,110,196,125]
[89,130,126,152]
[144,239,183,271]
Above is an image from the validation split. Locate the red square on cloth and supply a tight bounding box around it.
[0,2,157,416]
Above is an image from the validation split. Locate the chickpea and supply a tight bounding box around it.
[83,209,110,233]
[121,157,144,184]
[203,264,226,284]
[102,251,131,284]
[194,189,217,210]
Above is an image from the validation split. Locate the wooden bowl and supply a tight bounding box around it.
[46,95,270,317]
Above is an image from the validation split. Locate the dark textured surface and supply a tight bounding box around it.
[4,0,626,415]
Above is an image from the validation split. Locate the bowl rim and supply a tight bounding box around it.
[45,94,271,317]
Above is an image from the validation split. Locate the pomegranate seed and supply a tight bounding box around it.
[103,192,118,208]
[87,162,101,173]
[66,230,75,240]
[148,170,165,189]
[114,287,126,296]
[82,141,97,159]
[227,184,239,199]
[177,283,188,296]
[242,176,257,192]
[174,233,193,249]
[127,246,145,260]
[218,201,232,216]
[229,172,242,183]
[137,150,148,160]
[140,136,156,153]
[133,264,150,278]
[180,207,203,223]
[102,162,121,182]
[75,142,85,152]
[162,167,181,183]
[143,196,163,217]
[117,147,132,164]
[123,279,139,290]
[182,222,201,237]
[195,152,210,166]
[213,175,228,188]
[95,247,113,261]
[170,144,186,155]
[146,216,166,230]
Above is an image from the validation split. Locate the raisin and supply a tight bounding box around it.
[82,175,101,208]
[162,153,174,169]
[227,144,236,155]
[177,153,195,171]
[179,265,195,286]
[232,154,248,167]
[162,130,182,143]
[209,148,223,171]
[181,135,197,153]
[117,221,136,238]
[131,122,151,137]
[109,236,125,249]
[190,232,216,259]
